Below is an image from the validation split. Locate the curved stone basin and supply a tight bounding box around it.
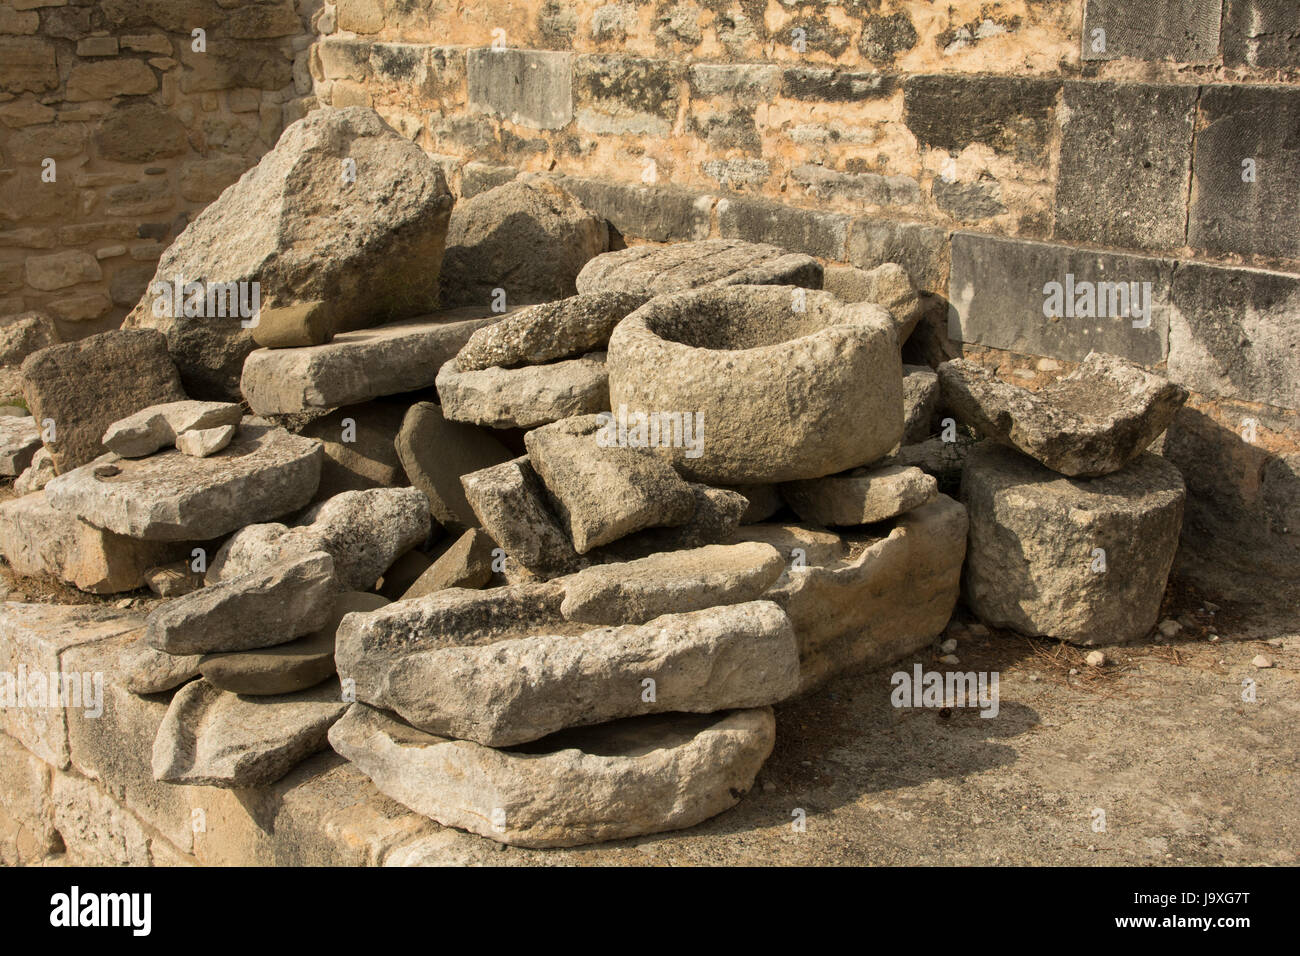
[607,285,903,483]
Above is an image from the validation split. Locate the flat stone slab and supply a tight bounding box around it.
[44,422,322,541]
[559,542,785,625]
[0,415,41,476]
[338,600,797,747]
[122,636,201,695]
[241,311,499,416]
[525,413,696,553]
[962,444,1185,645]
[607,285,902,483]
[207,487,430,592]
[780,463,937,526]
[455,292,649,370]
[329,703,776,847]
[0,490,186,594]
[394,401,513,532]
[576,238,821,296]
[461,457,585,579]
[436,352,609,430]
[592,484,748,563]
[939,352,1188,477]
[200,592,389,696]
[152,677,347,788]
[145,551,337,655]
[102,400,242,458]
[764,495,968,691]
[175,424,236,458]
[402,528,495,599]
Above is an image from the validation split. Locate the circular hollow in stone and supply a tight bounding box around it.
[607,285,903,483]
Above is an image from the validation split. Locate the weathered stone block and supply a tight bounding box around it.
[574,54,682,135]
[717,196,849,261]
[1081,0,1221,63]
[1222,1,1300,68]
[848,218,951,294]
[560,176,713,242]
[781,67,895,102]
[904,74,1060,163]
[468,48,572,130]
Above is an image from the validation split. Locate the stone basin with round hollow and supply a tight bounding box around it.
[606,285,904,484]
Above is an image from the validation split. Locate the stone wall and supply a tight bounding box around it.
[306,0,1300,601]
[0,0,318,342]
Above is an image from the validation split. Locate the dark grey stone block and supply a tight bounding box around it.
[1081,0,1221,63]
[1055,81,1196,252]
[947,232,1172,365]
[847,218,950,293]
[460,162,517,199]
[1222,0,1300,69]
[903,74,1060,163]
[687,63,781,102]
[780,68,896,102]
[559,176,713,242]
[717,197,849,261]
[574,54,685,135]
[1189,84,1300,261]
[932,177,1006,223]
[467,48,572,131]
[1168,261,1300,410]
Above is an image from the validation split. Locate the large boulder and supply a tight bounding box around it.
[577,238,822,296]
[440,179,608,308]
[939,352,1188,477]
[21,329,186,474]
[962,444,1185,644]
[607,285,903,483]
[125,107,456,398]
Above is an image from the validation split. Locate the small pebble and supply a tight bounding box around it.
[1068,667,1079,676]
[1265,637,1284,647]
[1157,619,1181,639]
[1085,650,1106,668]
[1208,634,1220,643]
[968,623,989,637]
[1028,674,1040,682]
[115,598,133,609]
[939,654,960,665]
[1204,601,1220,613]
[1252,655,1273,669]
[939,638,958,654]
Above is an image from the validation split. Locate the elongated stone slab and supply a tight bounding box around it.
[241,311,499,415]
[780,463,937,526]
[102,400,242,458]
[461,457,585,579]
[152,677,347,788]
[44,422,322,541]
[329,703,776,847]
[436,352,609,430]
[339,600,798,746]
[0,414,41,476]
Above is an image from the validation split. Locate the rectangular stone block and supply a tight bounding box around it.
[1081,0,1221,63]
[903,74,1060,163]
[780,67,895,102]
[1168,261,1300,410]
[315,36,372,81]
[1223,1,1300,68]
[1189,84,1300,261]
[792,165,920,209]
[560,176,713,242]
[50,770,188,866]
[468,48,572,131]
[688,63,780,102]
[848,218,951,294]
[0,604,145,768]
[460,161,517,199]
[948,232,1172,366]
[574,54,683,136]
[718,196,849,261]
[1055,82,1196,252]
[0,732,57,865]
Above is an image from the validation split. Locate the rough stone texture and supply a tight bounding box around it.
[766,495,968,690]
[145,550,337,655]
[1081,0,1221,63]
[300,402,408,500]
[201,592,389,696]
[0,490,186,594]
[44,422,322,541]
[0,314,54,367]
[525,413,696,553]
[1167,261,1300,412]
[1055,82,1197,252]
[440,179,607,307]
[344,600,796,747]
[461,457,584,579]
[940,354,1188,478]
[0,603,145,767]
[122,636,201,695]
[242,311,498,416]
[948,232,1172,367]
[559,542,784,625]
[125,107,455,399]
[902,364,939,443]
[207,487,431,592]
[467,48,573,131]
[903,74,1060,164]
[1190,84,1300,263]
[848,218,951,295]
[1222,0,1300,69]
[576,239,821,297]
[436,352,609,430]
[822,262,922,341]
[329,703,775,847]
[608,286,902,483]
[0,414,40,475]
[715,197,850,261]
[251,300,333,349]
[780,464,937,526]
[153,678,347,788]
[962,444,1186,645]
[102,400,242,458]
[142,560,204,598]
[20,328,186,474]
[0,733,59,865]
[14,447,56,495]
[456,292,649,370]
[734,483,782,524]
[559,176,713,243]
[175,423,235,457]
[394,401,513,532]
[403,529,495,598]
[732,523,848,568]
